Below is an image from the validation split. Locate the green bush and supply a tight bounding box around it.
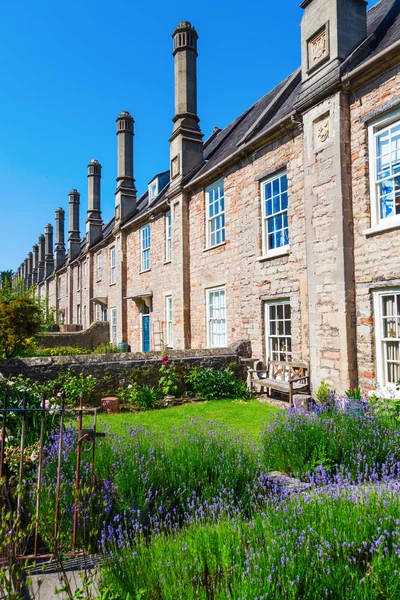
[34,346,90,357]
[185,367,249,400]
[117,382,140,406]
[315,380,331,405]
[93,343,122,354]
[261,406,400,478]
[135,385,159,410]
[52,370,97,406]
[0,285,44,359]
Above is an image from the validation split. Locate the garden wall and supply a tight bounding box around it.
[0,341,251,400]
[37,322,109,350]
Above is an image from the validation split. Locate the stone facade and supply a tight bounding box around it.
[11,0,400,395]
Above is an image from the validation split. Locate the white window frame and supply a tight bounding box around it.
[148,180,158,202]
[165,210,172,263]
[140,224,151,272]
[110,247,116,284]
[206,287,227,348]
[206,180,225,249]
[77,265,81,290]
[165,295,173,347]
[373,288,400,388]
[77,304,81,326]
[265,300,292,363]
[95,303,103,322]
[110,307,117,346]
[261,171,289,257]
[97,252,102,280]
[368,111,400,231]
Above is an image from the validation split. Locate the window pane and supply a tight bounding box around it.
[263,172,289,252]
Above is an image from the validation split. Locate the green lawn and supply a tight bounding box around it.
[96,399,281,439]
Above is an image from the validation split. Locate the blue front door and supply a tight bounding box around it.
[142,314,150,352]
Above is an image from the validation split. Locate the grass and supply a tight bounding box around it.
[97,398,281,439]
[101,488,400,600]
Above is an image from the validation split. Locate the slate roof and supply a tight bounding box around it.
[192,0,400,182]
[83,0,400,244]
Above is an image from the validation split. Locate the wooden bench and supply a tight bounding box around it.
[247,360,309,406]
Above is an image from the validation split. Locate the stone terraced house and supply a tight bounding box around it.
[12,0,400,395]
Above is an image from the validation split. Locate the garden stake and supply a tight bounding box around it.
[17,391,27,515]
[0,391,8,509]
[72,392,84,552]
[33,392,46,557]
[53,391,65,552]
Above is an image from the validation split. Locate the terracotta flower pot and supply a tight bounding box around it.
[101,397,120,414]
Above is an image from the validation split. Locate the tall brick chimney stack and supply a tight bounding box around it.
[169,21,203,188]
[87,159,103,245]
[23,258,28,287]
[32,244,38,284]
[27,252,33,287]
[44,224,54,277]
[114,111,137,225]
[68,190,81,260]
[55,208,66,269]
[38,234,45,281]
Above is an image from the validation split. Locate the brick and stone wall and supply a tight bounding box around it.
[0,345,247,400]
[350,67,400,391]
[37,321,109,350]
[188,131,308,363]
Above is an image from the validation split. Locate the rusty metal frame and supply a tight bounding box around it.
[0,389,105,563]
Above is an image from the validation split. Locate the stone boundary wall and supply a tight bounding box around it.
[0,341,251,399]
[37,322,109,350]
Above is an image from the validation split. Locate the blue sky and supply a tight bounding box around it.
[0,0,379,271]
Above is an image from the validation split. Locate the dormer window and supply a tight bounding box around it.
[148,172,170,205]
[149,181,158,201]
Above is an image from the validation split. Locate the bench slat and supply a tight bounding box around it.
[251,378,308,392]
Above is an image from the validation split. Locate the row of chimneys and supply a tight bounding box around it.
[16,19,201,286]
[16,110,136,286]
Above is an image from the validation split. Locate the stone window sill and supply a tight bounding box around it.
[139,269,151,274]
[109,282,116,287]
[164,260,172,265]
[203,241,226,253]
[257,247,290,261]
[363,218,400,236]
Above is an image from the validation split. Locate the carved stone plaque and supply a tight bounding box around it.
[313,113,330,148]
[308,26,328,68]
[171,155,180,179]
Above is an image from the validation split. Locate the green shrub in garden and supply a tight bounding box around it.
[34,346,90,356]
[52,370,97,406]
[315,380,331,405]
[261,404,400,478]
[159,349,179,397]
[135,385,159,410]
[185,367,249,400]
[93,343,122,354]
[100,489,400,600]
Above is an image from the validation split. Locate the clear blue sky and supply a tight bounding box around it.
[0,0,379,271]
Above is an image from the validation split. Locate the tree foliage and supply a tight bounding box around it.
[0,286,44,359]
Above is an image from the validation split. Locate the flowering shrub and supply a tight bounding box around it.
[159,348,179,397]
[261,399,400,478]
[185,367,249,400]
[34,346,90,356]
[53,370,97,407]
[100,485,400,599]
